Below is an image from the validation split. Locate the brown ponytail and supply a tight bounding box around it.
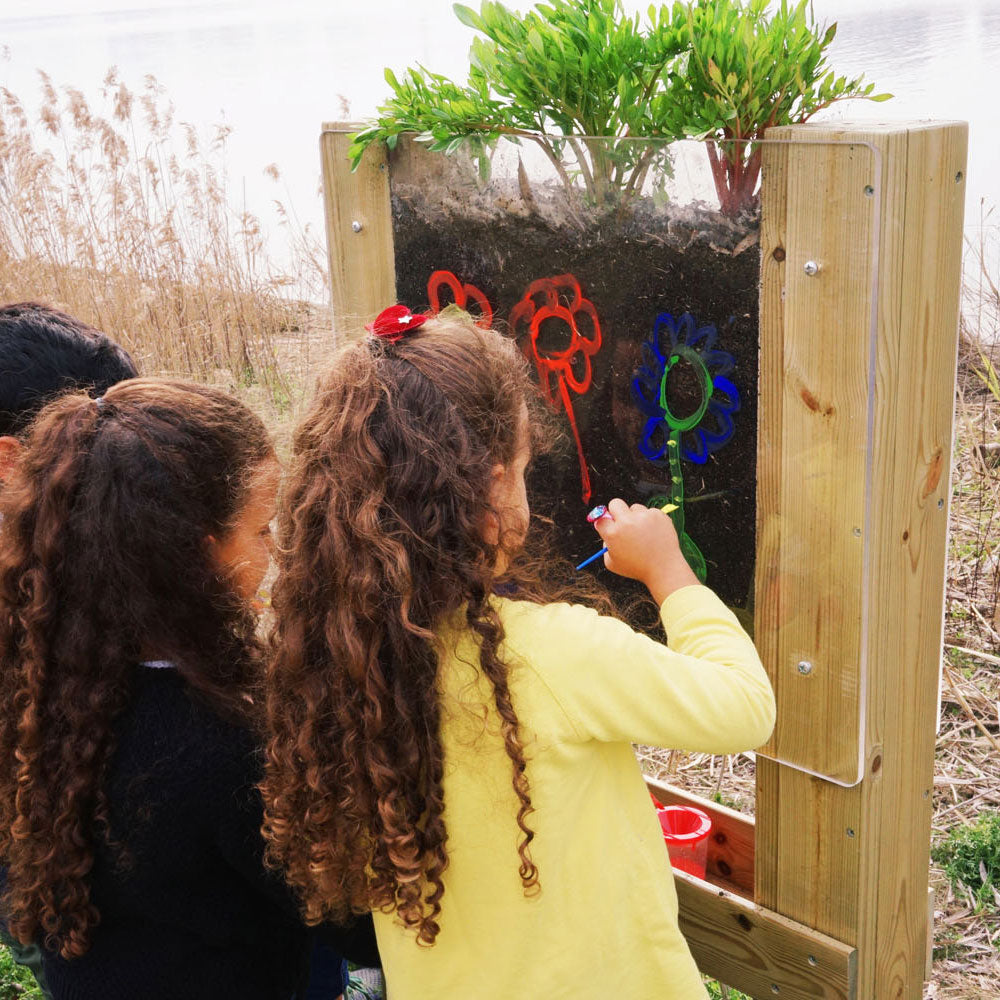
[261,314,551,944]
[0,378,273,957]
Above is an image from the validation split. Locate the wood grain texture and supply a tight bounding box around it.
[755,132,877,785]
[645,777,755,897]
[858,121,967,998]
[320,123,396,340]
[676,872,856,1000]
[755,121,967,1000]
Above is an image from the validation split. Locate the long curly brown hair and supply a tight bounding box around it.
[262,313,593,945]
[0,378,273,959]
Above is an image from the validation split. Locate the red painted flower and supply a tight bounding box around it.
[510,274,602,503]
[366,304,428,343]
[427,270,494,329]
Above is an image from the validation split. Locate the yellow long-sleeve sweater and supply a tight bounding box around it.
[373,584,776,1000]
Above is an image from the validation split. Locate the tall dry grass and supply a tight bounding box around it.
[951,214,1000,648]
[0,68,329,414]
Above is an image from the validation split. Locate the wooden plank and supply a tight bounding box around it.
[320,122,396,340]
[675,872,856,1000]
[858,120,967,998]
[926,887,935,982]
[645,776,755,898]
[755,134,876,785]
[755,122,967,1000]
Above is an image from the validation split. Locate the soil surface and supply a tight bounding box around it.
[391,178,760,614]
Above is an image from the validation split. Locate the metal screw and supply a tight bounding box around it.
[808,955,818,967]
[797,660,813,676]
[956,171,964,183]
[771,986,780,995]
[803,260,820,276]
[864,185,874,197]
[937,498,945,509]
[852,526,862,537]
[351,220,363,233]
[846,827,856,838]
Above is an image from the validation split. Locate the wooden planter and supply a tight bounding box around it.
[320,121,968,1000]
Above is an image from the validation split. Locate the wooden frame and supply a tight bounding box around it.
[320,121,967,999]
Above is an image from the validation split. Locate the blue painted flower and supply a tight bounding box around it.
[631,312,740,465]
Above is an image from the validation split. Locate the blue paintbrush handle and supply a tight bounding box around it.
[575,545,608,571]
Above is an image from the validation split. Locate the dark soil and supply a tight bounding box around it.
[390,179,760,616]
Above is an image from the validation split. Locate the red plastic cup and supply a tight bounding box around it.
[657,805,712,878]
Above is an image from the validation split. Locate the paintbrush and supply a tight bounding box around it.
[575,502,678,571]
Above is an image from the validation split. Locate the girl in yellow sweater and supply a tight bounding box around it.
[261,309,775,1000]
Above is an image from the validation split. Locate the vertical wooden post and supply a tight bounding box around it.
[320,123,396,340]
[756,122,967,998]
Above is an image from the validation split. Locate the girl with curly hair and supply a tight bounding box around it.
[261,309,775,999]
[0,378,376,1000]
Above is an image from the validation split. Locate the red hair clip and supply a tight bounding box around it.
[366,304,429,343]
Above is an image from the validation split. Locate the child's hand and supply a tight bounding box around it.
[592,499,700,605]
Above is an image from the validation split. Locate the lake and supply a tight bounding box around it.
[1,0,996,282]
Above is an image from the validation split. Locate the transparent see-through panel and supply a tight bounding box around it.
[385,133,880,786]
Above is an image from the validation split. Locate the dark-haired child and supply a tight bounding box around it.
[0,378,376,1000]
[0,301,138,996]
[0,301,137,480]
[261,310,776,999]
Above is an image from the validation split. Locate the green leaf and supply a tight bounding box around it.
[453,3,485,32]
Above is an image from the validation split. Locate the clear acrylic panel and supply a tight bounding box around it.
[384,133,881,786]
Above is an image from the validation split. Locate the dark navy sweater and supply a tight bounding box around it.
[39,668,377,1000]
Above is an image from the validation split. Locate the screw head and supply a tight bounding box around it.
[864,184,874,197]
[846,827,856,838]
[803,260,820,276]
[351,220,363,233]
[797,660,813,676]
[937,498,945,509]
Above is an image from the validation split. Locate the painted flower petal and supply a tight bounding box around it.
[652,313,677,357]
[427,270,464,313]
[638,417,671,461]
[702,349,736,379]
[631,374,664,416]
[562,345,592,395]
[701,406,736,449]
[710,375,740,414]
[682,428,710,465]
[549,274,583,310]
[573,298,602,354]
[679,313,718,353]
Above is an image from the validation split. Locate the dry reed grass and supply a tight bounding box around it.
[0,68,331,426]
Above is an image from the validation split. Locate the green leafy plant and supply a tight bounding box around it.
[349,0,689,202]
[932,810,1000,912]
[0,945,44,1000]
[973,349,1000,403]
[704,979,752,1000]
[666,0,891,215]
[351,0,890,215]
